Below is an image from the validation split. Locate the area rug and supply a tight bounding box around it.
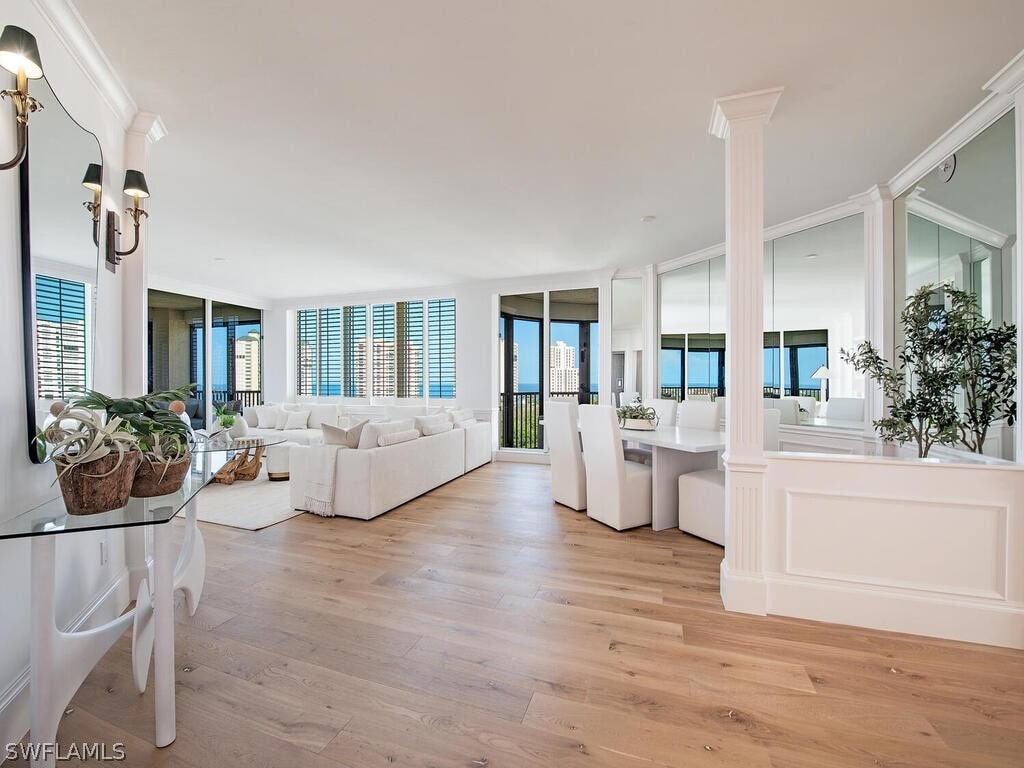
[178,472,304,531]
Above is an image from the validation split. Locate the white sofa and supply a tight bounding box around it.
[289,424,484,520]
[242,402,459,446]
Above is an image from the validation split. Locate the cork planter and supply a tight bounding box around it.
[131,454,192,498]
[54,450,141,515]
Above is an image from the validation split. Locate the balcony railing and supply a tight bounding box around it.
[499,390,599,450]
[200,389,263,409]
[659,386,825,401]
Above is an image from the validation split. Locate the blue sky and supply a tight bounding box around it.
[507,319,599,392]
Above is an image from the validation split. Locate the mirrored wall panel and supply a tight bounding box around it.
[895,109,1016,458]
[148,289,205,429]
[23,76,102,461]
[611,278,642,406]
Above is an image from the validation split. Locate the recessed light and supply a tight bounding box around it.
[640,215,657,223]
[213,257,227,262]
[804,253,817,260]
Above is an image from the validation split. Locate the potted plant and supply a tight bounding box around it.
[36,405,141,515]
[75,385,196,497]
[215,403,237,429]
[841,284,1015,458]
[616,395,659,430]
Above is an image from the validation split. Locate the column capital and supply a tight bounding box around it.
[128,111,168,145]
[708,87,784,139]
[850,183,893,209]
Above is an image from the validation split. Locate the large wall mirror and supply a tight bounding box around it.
[611,277,642,406]
[20,76,102,462]
[895,108,1016,458]
[658,214,864,429]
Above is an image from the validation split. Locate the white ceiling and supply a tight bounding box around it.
[71,1,1024,302]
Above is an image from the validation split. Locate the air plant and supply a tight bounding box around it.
[36,405,139,479]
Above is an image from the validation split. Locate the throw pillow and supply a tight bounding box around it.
[273,408,291,430]
[242,409,258,427]
[414,413,448,434]
[447,407,475,423]
[322,419,367,448]
[307,403,339,429]
[257,407,280,429]
[284,410,309,430]
[378,428,420,447]
[358,419,415,450]
[421,421,454,436]
[454,418,477,429]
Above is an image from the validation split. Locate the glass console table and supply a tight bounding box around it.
[0,438,282,767]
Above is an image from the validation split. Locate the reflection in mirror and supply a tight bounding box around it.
[611,278,642,407]
[148,290,205,430]
[659,257,726,401]
[22,76,102,462]
[896,108,1016,458]
[499,293,543,449]
[549,288,599,404]
[769,214,864,420]
[211,301,263,413]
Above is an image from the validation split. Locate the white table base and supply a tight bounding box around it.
[651,446,720,531]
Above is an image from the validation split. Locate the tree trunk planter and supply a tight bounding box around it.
[131,454,192,498]
[54,451,141,515]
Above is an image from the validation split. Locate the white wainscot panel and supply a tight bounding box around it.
[784,490,1007,599]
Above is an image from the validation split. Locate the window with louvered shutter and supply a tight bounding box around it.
[34,275,88,401]
[428,298,456,398]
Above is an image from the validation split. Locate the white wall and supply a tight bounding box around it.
[0,0,130,745]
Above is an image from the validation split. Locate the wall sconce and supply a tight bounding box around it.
[0,25,43,171]
[82,162,102,246]
[105,169,150,270]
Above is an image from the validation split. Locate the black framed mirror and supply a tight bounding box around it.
[19,75,102,462]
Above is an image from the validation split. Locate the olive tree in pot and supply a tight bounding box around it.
[843,284,1016,458]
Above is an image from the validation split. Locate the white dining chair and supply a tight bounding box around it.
[825,397,864,421]
[764,397,799,425]
[781,395,817,420]
[676,400,720,430]
[619,391,640,407]
[677,409,780,545]
[545,399,586,511]
[578,405,652,531]
[642,398,677,428]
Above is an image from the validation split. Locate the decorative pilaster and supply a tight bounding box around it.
[852,184,893,455]
[121,111,166,595]
[642,263,658,399]
[709,87,783,615]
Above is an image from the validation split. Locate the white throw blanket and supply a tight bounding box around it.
[301,445,340,516]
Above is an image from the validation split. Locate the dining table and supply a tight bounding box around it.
[619,425,726,531]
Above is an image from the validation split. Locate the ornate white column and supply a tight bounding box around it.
[709,87,783,615]
[852,184,893,455]
[984,53,1024,461]
[121,111,166,595]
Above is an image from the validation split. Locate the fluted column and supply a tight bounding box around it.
[852,184,893,455]
[709,87,782,615]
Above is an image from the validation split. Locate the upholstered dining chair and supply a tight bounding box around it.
[825,397,865,421]
[578,405,652,531]
[642,398,677,428]
[677,409,780,545]
[545,399,586,511]
[676,400,720,430]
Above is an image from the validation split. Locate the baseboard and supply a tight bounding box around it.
[765,573,1024,649]
[0,568,130,755]
[720,561,767,615]
[494,449,550,465]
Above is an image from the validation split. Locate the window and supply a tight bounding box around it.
[297,299,455,399]
[343,305,368,397]
[35,275,87,400]
[294,308,340,395]
[428,298,456,398]
[783,329,828,397]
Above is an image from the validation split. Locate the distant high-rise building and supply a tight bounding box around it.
[371,338,423,397]
[234,330,262,392]
[549,340,579,393]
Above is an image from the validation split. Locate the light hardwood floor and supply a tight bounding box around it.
[25,462,1024,766]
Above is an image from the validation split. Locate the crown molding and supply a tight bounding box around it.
[30,0,139,128]
[983,47,1024,96]
[888,93,1012,198]
[905,188,1010,249]
[657,197,862,274]
[708,87,784,139]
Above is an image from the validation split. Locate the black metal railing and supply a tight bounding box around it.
[200,389,263,409]
[500,392,541,449]
[549,390,600,404]
[659,385,823,402]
